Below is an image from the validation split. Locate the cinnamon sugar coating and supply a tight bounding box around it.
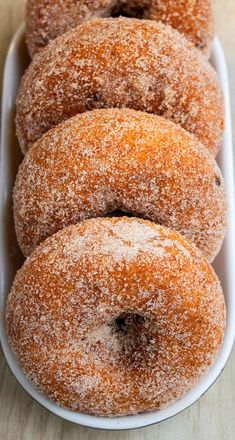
[16,18,224,155]
[13,109,227,260]
[26,0,214,58]
[6,217,226,416]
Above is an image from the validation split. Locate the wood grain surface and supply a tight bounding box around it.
[0,1,234,439]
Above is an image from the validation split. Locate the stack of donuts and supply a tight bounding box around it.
[6,0,227,417]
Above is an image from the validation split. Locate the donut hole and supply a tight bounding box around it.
[109,3,148,19]
[85,92,103,110]
[109,312,157,363]
[104,204,148,219]
[114,312,145,333]
[105,209,135,218]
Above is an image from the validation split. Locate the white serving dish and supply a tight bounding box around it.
[0,25,235,431]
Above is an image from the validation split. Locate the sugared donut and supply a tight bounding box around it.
[16,18,224,155]
[6,217,226,416]
[13,108,227,260]
[26,0,214,58]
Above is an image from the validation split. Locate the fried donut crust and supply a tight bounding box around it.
[16,18,224,155]
[13,108,227,260]
[26,0,214,58]
[6,217,225,416]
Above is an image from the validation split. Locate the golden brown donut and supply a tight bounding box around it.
[6,217,226,416]
[16,18,224,155]
[26,0,214,58]
[13,108,227,260]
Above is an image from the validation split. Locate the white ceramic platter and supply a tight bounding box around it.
[0,25,235,430]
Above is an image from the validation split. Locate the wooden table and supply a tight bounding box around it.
[0,1,234,439]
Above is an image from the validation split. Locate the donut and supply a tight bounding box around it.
[16,18,224,155]
[26,0,214,58]
[6,217,226,416]
[13,108,227,261]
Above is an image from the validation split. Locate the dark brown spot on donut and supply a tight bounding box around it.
[196,41,206,50]
[215,175,221,186]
